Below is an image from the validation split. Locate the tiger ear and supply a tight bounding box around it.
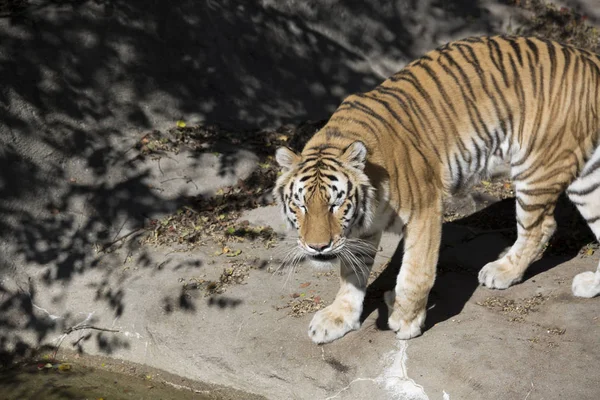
[341,141,368,169]
[275,146,301,171]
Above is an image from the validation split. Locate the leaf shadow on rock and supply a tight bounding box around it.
[0,0,497,362]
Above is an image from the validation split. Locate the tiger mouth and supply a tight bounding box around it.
[309,254,337,262]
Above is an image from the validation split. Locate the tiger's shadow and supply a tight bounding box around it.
[360,194,594,332]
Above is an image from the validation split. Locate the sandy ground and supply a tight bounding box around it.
[1,1,599,399]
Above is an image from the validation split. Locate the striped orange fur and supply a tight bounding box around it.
[275,35,600,343]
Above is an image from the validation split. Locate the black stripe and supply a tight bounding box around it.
[519,188,562,196]
[329,115,379,137]
[562,47,572,77]
[455,43,484,79]
[586,215,600,224]
[463,37,484,43]
[508,50,527,146]
[440,50,477,100]
[357,93,416,135]
[375,86,428,141]
[392,70,437,111]
[489,74,514,140]
[364,90,443,162]
[486,38,503,76]
[506,37,523,67]
[516,211,547,231]
[525,37,539,64]
[489,37,509,87]
[342,203,351,216]
[345,100,392,131]
[581,158,600,177]
[566,181,600,196]
[307,144,339,152]
[526,51,537,95]
[545,40,557,86]
[325,128,343,139]
[517,197,550,212]
[554,47,572,103]
[419,61,457,116]
[452,153,463,192]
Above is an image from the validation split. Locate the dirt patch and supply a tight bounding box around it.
[477,293,550,321]
[545,326,566,335]
[179,259,257,297]
[141,188,277,249]
[474,179,514,200]
[277,295,324,317]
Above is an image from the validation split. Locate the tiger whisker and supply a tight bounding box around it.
[342,246,374,286]
[345,245,375,259]
[273,245,302,276]
[338,250,359,283]
[345,238,378,253]
[283,248,304,288]
[339,248,370,286]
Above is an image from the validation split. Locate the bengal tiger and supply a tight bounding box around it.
[274,35,600,343]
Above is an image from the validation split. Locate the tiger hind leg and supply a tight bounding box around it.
[479,176,563,289]
[568,146,600,298]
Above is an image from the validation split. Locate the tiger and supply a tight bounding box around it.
[274,35,600,344]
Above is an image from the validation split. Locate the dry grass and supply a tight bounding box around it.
[477,293,550,318]
[277,295,324,317]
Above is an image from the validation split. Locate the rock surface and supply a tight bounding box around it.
[1,1,599,399]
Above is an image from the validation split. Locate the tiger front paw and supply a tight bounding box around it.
[308,304,360,344]
[384,291,425,340]
[478,258,522,289]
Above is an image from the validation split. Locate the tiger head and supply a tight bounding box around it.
[274,141,376,266]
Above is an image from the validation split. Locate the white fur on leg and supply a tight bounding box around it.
[308,303,361,344]
[572,271,600,298]
[384,291,425,340]
[308,283,364,344]
[478,258,522,289]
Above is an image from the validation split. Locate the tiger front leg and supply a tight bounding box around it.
[308,233,381,344]
[385,212,441,339]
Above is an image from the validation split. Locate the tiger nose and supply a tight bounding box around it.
[308,241,331,252]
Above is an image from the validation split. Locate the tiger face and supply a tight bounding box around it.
[274,141,375,265]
